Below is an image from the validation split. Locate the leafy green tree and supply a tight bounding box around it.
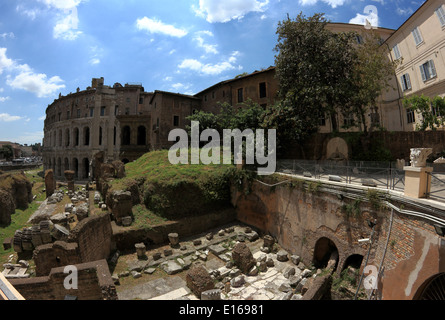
[0,144,14,160]
[273,12,358,137]
[403,94,445,130]
[346,30,398,133]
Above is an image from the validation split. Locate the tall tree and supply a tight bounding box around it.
[272,12,358,137]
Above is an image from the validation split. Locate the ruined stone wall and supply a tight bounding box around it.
[231,180,445,300]
[33,213,112,276]
[113,208,236,251]
[68,212,112,263]
[10,260,117,300]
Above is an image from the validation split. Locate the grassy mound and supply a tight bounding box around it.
[109,150,238,219]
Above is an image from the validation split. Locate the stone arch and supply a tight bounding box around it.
[73,127,79,146]
[73,158,79,179]
[83,127,90,146]
[122,125,131,145]
[58,129,62,147]
[65,128,70,147]
[313,236,339,270]
[326,137,349,160]
[64,157,69,172]
[56,157,62,177]
[99,126,103,146]
[82,158,90,179]
[137,125,146,145]
[413,273,445,300]
[341,254,364,272]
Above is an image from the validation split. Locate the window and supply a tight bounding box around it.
[419,60,437,82]
[66,111,70,119]
[436,5,445,27]
[319,114,326,126]
[122,126,130,145]
[126,97,130,103]
[343,113,354,127]
[100,106,106,116]
[137,126,146,145]
[125,108,130,115]
[259,82,267,98]
[412,27,423,46]
[77,109,80,118]
[99,127,103,145]
[237,88,244,103]
[89,107,94,117]
[173,115,179,127]
[432,104,442,117]
[139,97,144,104]
[406,109,415,124]
[393,44,402,60]
[115,105,119,115]
[400,73,412,91]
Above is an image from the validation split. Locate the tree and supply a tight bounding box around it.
[0,145,14,160]
[346,30,398,133]
[403,94,445,131]
[273,12,358,138]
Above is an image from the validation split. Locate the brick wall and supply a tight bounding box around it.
[10,260,117,300]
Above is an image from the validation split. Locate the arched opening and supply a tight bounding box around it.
[57,158,62,177]
[342,254,364,271]
[83,158,89,179]
[313,237,339,270]
[99,126,103,146]
[84,127,90,146]
[58,129,62,147]
[64,157,69,172]
[65,128,70,147]
[137,125,146,145]
[73,158,79,179]
[74,127,79,146]
[122,158,129,164]
[414,273,445,300]
[122,126,131,145]
[113,126,116,145]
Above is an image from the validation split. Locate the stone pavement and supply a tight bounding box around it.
[115,224,319,301]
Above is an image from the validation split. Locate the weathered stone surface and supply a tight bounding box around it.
[263,235,275,249]
[44,169,56,198]
[276,250,289,262]
[290,255,301,265]
[135,242,146,258]
[230,275,245,288]
[201,289,221,301]
[0,189,14,226]
[111,190,133,224]
[208,244,227,256]
[232,242,256,274]
[283,267,296,279]
[186,265,214,298]
[161,260,183,275]
[168,233,179,246]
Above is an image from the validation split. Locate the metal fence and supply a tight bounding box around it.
[276,159,407,191]
[275,159,445,201]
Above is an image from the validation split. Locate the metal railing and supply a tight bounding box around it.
[276,159,406,191]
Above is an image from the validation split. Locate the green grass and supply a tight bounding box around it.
[0,167,45,264]
[131,204,167,229]
[109,149,237,220]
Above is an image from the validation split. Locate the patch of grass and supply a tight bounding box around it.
[0,167,45,265]
[131,204,167,229]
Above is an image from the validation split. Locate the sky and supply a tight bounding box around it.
[0,0,425,145]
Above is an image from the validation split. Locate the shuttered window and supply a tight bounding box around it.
[419,60,437,82]
[412,27,423,46]
[436,5,445,26]
[400,73,412,91]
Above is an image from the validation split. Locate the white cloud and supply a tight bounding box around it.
[0,48,15,74]
[0,96,10,102]
[0,113,23,122]
[0,47,65,97]
[396,7,414,16]
[38,115,46,121]
[53,6,82,40]
[0,32,15,39]
[194,0,269,23]
[7,72,65,98]
[299,0,347,8]
[39,0,83,10]
[178,51,240,75]
[349,9,379,27]
[136,17,188,38]
[194,31,218,54]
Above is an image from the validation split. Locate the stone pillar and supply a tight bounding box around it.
[64,170,75,192]
[44,169,56,198]
[404,148,433,198]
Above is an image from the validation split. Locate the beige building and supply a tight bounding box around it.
[383,0,445,131]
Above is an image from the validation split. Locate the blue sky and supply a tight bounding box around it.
[0,0,424,145]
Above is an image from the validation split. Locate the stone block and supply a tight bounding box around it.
[186,265,214,298]
[232,242,256,274]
